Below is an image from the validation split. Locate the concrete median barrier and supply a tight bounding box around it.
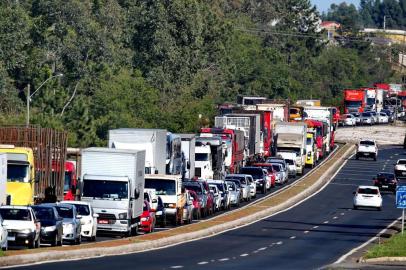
[0,143,355,268]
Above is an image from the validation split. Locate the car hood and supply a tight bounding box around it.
[2,220,34,230]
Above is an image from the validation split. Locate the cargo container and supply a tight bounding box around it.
[109,129,166,175]
[80,148,145,236]
[177,134,196,179]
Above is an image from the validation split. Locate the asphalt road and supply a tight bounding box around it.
[11,145,404,270]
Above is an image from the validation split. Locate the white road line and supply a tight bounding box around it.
[240,253,249,257]
[323,221,329,224]
[258,247,267,251]
[304,230,310,234]
[252,250,259,254]
[170,266,184,269]
[289,236,296,239]
[197,261,209,265]
[219,258,229,262]
[333,216,338,219]
[313,225,319,229]
[276,241,283,245]
[340,213,345,216]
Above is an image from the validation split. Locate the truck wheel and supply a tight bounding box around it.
[374,155,377,161]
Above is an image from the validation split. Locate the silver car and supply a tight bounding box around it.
[54,204,82,245]
[225,175,251,201]
[360,112,374,125]
[225,181,240,207]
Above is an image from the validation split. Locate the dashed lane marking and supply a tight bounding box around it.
[240,254,249,257]
[323,221,329,224]
[304,230,310,234]
[333,216,338,219]
[219,258,229,262]
[197,262,209,265]
[170,266,184,269]
[289,236,296,239]
[258,247,267,251]
[313,226,319,229]
[276,241,283,245]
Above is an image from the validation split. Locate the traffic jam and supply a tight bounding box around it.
[0,83,405,251]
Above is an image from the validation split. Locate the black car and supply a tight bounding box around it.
[239,167,267,194]
[373,172,398,193]
[31,205,63,246]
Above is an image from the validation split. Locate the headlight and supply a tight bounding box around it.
[19,228,32,234]
[44,225,57,232]
[64,223,74,230]
[118,213,127,219]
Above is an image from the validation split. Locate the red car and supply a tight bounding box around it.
[140,200,156,233]
[252,163,277,188]
[199,180,215,216]
[187,189,202,219]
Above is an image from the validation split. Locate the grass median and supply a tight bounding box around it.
[365,232,406,259]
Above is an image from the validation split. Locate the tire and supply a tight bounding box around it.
[356,155,359,160]
[90,235,97,242]
[377,207,382,211]
[374,154,377,161]
[353,205,358,210]
[51,234,58,247]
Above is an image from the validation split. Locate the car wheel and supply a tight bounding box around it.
[353,205,358,210]
[91,235,97,242]
[51,234,58,247]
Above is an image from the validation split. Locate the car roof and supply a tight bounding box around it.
[207,179,226,183]
[226,174,250,177]
[60,201,90,206]
[0,205,31,210]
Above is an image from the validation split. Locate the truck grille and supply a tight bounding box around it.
[195,167,201,177]
[97,213,116,220]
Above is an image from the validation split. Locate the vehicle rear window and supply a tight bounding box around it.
[0,209,32,221]
[377,173,395,180]
[360,141,375,146]
[184,183,203,195]
[239,168,263,178]
[357,188,379,195]
[285,159,294,165]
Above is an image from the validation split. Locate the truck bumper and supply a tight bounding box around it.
[97,220,130,233]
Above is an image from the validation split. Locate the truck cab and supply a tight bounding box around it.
[305,133,316,168]
[194,142,213,179]
[145,175,185,226]
[0,145,35,205]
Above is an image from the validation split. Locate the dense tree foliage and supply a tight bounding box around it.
[0,0,395,146]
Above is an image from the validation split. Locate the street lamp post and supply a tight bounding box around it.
[26,73,63,127]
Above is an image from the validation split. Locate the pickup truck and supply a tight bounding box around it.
[356,139,378,161]
[395,159,406,178]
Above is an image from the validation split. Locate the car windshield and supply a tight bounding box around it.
[352,113,360,117]
[145,179,176,196]
[306,138,312,145]
[345,101,362,107]
[285,159,294,165]
[398,160,406,165]
[226,183,236,191]
[184,184,202,195]
[209,186,217,193]
[55,206,74,219]
[71,204,90,216]
[226,176,246,184]
[0,209,31,221]
[228,180,241,187]
[195,153,209,161]
[377,173,395,180]
[7,163,29,183]
[357,188,379,195]
[361,112,371,117]
[346,115,352,119]
[213,183,225,192]
[239,168,263,178]
[83,180,128,199]
[272,164,281,172]
[33,207,55,220]
[360,140,375,146]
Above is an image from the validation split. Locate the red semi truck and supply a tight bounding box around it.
[343,89,366,114]
[200,128,245,174]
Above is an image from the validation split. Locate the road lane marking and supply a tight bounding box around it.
[252,250,259,254]
[289,236,296,239]
[198,262,209,265]
[219,258,229,262]
[258,247,267,251]
[170,266,184,269]
[304,230,310,234]
[323,221,329,224]
[333,216,338,219]
[313,225,319,229]
[240,253,249,257]
[340,213,345,216]
[276,241,283,245]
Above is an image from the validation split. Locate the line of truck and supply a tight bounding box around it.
[1,96,338,239]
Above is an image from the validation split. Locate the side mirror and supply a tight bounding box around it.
[152,199,157,203]
[93,213,99,218]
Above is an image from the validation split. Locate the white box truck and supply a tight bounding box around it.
[80,148,145,236]
[0,153,6,205]
[108,128,166,175]
[275,122,307,175]
[177,134,196,179]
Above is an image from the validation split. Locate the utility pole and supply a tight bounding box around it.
[26,84,30,128]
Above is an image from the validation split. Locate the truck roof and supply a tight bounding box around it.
[82,147,144,155]
[145,174,182,180]
[110,128,167,132]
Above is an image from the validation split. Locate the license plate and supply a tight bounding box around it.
[382,185,388,188]
[7,236,15,241]
[98,219,109,224]
[364,153,370,156]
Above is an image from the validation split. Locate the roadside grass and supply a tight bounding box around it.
[365,233,406,259]
[0,249,4,257]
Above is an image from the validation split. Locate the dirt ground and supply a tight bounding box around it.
[335,124,406,145]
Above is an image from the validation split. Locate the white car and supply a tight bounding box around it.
[0,214,8,251]
[60,201,98,241]
[342,114,356,126]
[209,184,222,212]
[225,174,251,202]
[144,188,158,210]
[377,112,389,124]
[353,186,382,210]
[395,159,406,178]
[356,139,378,161]
[0,206,41,249]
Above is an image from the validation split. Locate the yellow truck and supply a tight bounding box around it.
[305,133,317,168]
[0,145,35,205]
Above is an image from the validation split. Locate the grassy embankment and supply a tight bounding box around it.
[365,232,406,258]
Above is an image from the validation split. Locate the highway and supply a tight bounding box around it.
[11,145,403,270]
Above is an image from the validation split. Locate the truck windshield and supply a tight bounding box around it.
[306,138,312,145]
[345,101,362,107]
[184,184,202,195]
[277,147,300,155]
[145,179,176,196]
[195,153,209,161]
[367,98,375,106]
[7,163,29,183]
[82,180,129,199]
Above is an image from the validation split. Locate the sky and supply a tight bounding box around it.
[311,0,360,13]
